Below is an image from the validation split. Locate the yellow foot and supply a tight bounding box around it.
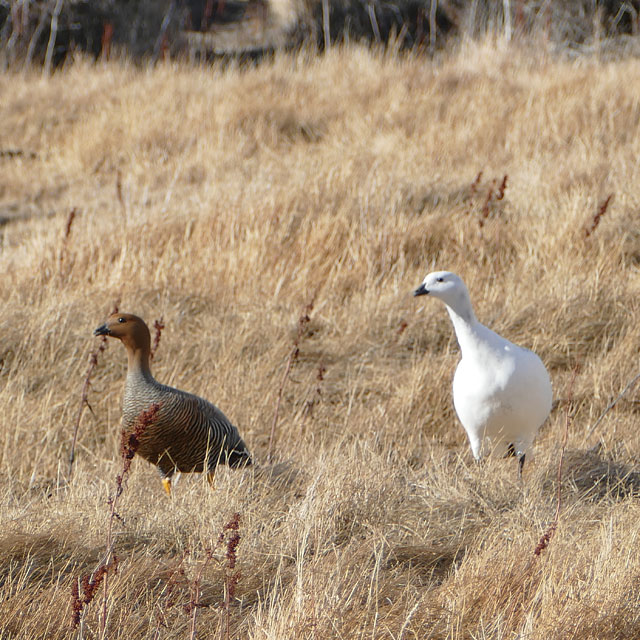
[162,477,172,497]
[207,471,215,489]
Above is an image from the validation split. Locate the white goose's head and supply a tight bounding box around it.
[414,271,474,321]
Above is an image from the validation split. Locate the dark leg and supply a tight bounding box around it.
[518,454,526,478]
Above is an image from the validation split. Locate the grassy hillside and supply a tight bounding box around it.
[1,39,639,638]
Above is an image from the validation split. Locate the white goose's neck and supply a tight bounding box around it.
[443,289,481,357]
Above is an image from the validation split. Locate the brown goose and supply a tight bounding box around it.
[94,312,251,495]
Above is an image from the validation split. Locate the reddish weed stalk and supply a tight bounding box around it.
[64,208,77,240]
[101,21,114,60]
[183,513,242,640]
[479,174,508,228]
[151,513,243,639]
[303,360,326,418]
[496,175,508,201]
[68,300,120,479]
[68,337,107,478]
[101,403,159,635]
[267,297,315,462]
[153,513,243,640]
[479,183,495,226]
[71,403,159,633]
[218,513,242,640]
[71,559,117,632]
[470,171,483,198]
[584,193,614,237]
[116,169,126,215]
[534,366,578,557]
[150,318,165,360]
[59,207,78,273]
[465,171,484,216]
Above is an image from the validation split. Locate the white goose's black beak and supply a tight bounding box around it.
[94,323,111,336]
[413,283,429,297]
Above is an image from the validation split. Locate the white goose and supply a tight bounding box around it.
[414,271,552,473]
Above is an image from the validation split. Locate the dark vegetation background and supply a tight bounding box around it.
[2,0,640,68]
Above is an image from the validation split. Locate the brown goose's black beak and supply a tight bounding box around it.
[413,283,429,297]
[94,323,111,336]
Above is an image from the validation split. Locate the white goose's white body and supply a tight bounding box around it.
[414,271,552,469]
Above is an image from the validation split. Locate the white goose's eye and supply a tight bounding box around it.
[436,277,444,283]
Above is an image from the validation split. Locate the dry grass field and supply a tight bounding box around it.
[1,37,640,638]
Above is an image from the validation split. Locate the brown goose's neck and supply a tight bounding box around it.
[126,346,152,379]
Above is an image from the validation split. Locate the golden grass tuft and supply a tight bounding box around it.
[0,39,639,637]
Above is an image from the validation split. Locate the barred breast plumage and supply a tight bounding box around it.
[94,312,251,495]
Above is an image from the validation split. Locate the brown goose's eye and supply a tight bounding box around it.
[118,317,126,323]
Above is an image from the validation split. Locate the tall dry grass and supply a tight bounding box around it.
[0,38,639,638]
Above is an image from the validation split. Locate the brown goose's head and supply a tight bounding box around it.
[94,313,151,354]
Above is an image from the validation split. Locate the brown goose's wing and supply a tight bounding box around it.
[141,385,251,473]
